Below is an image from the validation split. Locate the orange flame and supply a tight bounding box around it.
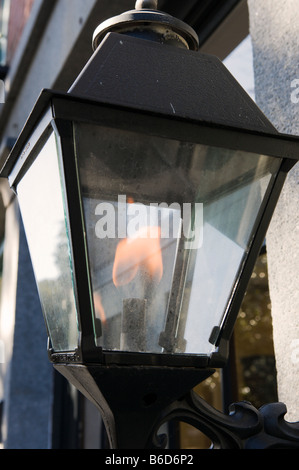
[113,226,163,287]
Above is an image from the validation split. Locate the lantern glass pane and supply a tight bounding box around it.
[16,132,79,352]
[74,122,281,356]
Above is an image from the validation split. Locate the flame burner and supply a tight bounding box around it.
[121,298,147,352]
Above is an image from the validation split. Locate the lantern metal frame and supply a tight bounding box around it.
[3,87,298,371]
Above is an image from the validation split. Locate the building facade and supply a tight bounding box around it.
[0,0,297,449]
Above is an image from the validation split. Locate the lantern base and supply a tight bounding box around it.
[54,363,299,449]
[54,363,214,448]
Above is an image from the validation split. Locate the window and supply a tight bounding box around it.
[0,0,10,66]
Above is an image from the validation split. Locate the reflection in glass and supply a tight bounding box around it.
[74,122,282,356]
[17,132,79,352]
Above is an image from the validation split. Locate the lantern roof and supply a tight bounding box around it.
[69,32,277,134]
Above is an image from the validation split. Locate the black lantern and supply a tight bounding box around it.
[1,1,299,449]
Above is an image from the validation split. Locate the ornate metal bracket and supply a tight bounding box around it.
[152,391,299,449]
[55,363,299,449]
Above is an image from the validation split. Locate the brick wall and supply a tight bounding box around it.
[6,0,35,63]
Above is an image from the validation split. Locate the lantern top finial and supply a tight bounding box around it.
[92,2,199,52]
[135,0,158,9]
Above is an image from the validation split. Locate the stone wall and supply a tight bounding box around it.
[248,0,299,421]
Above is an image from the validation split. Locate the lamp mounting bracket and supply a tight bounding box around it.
[55,363,299,449]
[92,2,199,51]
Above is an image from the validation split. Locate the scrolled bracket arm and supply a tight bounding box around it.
[151,391,299,449]
[246,402,299,449]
